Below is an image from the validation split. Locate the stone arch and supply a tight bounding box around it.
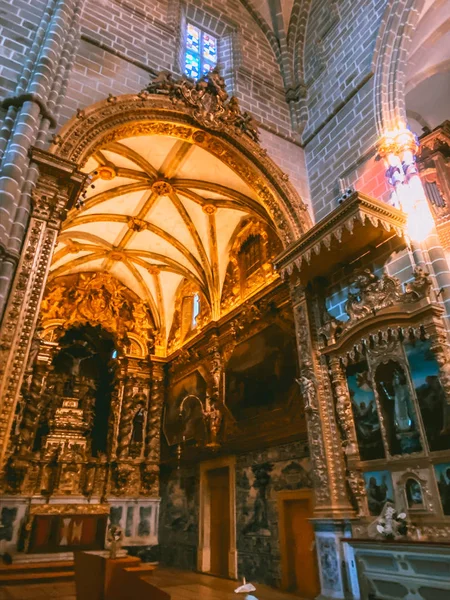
[50,92,312,244]
[372,0,426,134]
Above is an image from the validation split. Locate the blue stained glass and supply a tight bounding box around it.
[202,61,213,75]
[185,52,200,79]
[186,23,200,53]
[202,33,217,63]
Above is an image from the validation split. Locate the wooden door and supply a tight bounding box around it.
[284,497,320,598]
[208,467,230,577]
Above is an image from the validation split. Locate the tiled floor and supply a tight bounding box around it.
[0,567,304,600]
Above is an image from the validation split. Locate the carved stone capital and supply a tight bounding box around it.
[30,148,86,229]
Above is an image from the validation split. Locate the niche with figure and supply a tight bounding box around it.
[405,478,424,509]
[374,361,422,455]
[34,325,117,457]
[346,361,384,461]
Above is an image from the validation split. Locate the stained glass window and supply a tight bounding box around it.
[184,23,217,79]
[192,293,200,327]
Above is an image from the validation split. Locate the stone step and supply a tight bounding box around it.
[0,559,74,574]
[0,569,74,585]
[124,564,158,575]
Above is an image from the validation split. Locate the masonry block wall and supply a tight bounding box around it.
[1,0,313,213]
[0,0,48,103]
[302,0,391,221]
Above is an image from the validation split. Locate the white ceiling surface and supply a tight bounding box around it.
[51,134,268,341]
[406,0,450,134]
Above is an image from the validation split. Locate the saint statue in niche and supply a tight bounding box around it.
[375,361,422,455]
[131,407,145,445]
[405,478,423,508]
[379,370,413,433]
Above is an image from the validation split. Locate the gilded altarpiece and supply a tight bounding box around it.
[0,272,164,554]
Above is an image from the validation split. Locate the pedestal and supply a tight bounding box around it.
[74,551,169,600]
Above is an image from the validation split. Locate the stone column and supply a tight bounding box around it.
[0,149,84,468]
[0,0,84,320]
[379,129,450,321]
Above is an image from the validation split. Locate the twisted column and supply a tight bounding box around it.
[141,361,165,495]
[117,376,136,459]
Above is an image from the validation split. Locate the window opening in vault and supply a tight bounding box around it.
[192,292,201,327]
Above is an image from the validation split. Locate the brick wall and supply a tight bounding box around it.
[0,0,47,102]
[57,0,293,136]
[303,0,389,221]
[1,0,311,215]
[259,128,311,213]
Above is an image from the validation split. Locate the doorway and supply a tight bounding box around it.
[279,490,320,599]
[198,456,237,579]
[208,467,230,577]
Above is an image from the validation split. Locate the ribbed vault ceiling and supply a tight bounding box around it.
[50,133,275,344]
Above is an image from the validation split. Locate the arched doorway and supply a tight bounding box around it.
[0,73,312,559]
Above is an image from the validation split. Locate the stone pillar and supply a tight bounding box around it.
[0,0,83,320]
[379,129,450,321]
[0,149,85,468]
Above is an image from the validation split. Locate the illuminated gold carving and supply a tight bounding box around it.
[168,280,211,352]
[128,217,147,232]
[152,180,173,196]
[146,68,260,143]
[40,272,156,353]
[202,204,217,214]
[29,503,110,515]
[221,220,281,314]
[97,165,116,180]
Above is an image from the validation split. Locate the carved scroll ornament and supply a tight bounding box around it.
[144,68,260,143]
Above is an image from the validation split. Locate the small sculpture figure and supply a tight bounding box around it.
[380,371,413,433]
[131,407,145,445]
[369,502,407,539]
[296,375,317,412]
[107,524,123,559]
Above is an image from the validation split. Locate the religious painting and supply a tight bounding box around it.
[364,470,394,516]
[225,324,300,422]
[405,478,424,509]
[163,370,207,446]
[434,463,450,516]
[346,361,384,461]
[374,360,422,455]
[405,340,450,451]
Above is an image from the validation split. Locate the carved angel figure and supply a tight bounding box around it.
[296,375,317,412]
